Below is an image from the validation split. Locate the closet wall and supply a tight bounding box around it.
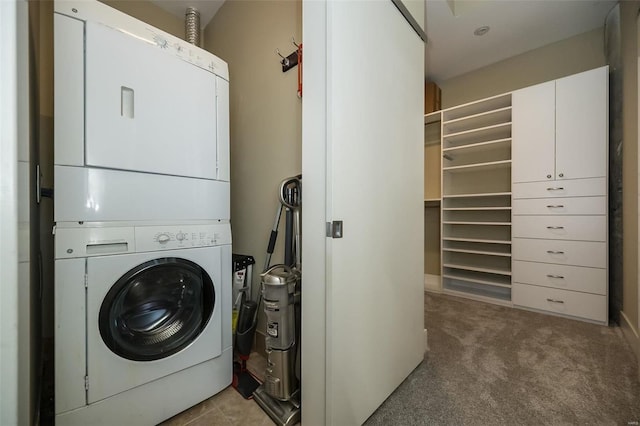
[424,117,441,279]
[205,1,301,295]
[204,1,302,349]
[439,27,605,108]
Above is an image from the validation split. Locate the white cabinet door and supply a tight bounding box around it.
[512,81,555,183]
[555,67,608,180]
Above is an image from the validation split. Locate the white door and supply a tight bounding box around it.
[302,1,425,424]
[512,81,556,183]
[555,66,608,180]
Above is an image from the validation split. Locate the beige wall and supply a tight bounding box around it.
[100,0,185,42]
[204,0,302,302]
[621,0,640,340]
[424,121,441,275]
[440,27,606,108]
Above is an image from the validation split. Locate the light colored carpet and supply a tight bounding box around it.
[366,292,640,425]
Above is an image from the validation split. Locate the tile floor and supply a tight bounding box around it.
[160,353,273,426]
[159,386,272,426]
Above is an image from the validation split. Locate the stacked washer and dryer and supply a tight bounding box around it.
[53,2,232,424]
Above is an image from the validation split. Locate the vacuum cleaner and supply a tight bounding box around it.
[231,254,260,399]
[253,175,302,426]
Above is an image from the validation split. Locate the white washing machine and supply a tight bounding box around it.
[54,221,232,425]
[52,4,234,424]
[54,0,230,223]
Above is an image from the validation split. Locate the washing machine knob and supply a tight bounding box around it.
[176,232,185,241]
[158,234,170,244]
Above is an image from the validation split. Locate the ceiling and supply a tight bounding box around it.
[149,0,617,84]
[426,0,617,83]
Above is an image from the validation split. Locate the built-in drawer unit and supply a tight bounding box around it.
[512,261,606,295]
[512,196,606,216]
[512,215,607,241]
[513,283,607,323]
[512,177,607,199]
[512,238,607,268]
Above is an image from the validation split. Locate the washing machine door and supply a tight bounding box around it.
[86,247,224,405]
[99,257,215,361]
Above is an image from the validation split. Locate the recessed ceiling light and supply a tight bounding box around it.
[474,26,490,36]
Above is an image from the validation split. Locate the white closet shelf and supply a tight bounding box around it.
[443,207,511,211]
[442,107,511,135]
[442,138,511,154]
[442,93,511,122]
[443,192,511,198]
[443,263,512,277]
[424,111,442,124]
[443,237,512,245]
[443,248,511,257]
[443,273,512,288]
[442,122,511,142]
[443,160,511,172]
[443,221,511,226]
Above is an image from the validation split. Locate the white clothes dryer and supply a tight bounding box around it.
[54,1,230,223]
[54,221,232,425]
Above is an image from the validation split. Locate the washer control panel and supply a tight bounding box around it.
[136,223,231,251]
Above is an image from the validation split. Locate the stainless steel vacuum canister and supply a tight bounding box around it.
[261,265,298,351]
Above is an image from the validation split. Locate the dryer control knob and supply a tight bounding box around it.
[176,232,185,241]
[158,234,170,244]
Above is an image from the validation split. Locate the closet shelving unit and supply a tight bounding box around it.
[440,93,513,303]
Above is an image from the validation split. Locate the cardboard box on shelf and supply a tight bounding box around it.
[425,81,441,114]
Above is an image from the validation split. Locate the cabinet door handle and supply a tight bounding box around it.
[546,250,565,254]
[546,187,565,191]
[546,226,565,229]
[546,205,565,208]
[546,298,565,304]
[546,274,565,279]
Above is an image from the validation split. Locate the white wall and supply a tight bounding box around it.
[1,1,20,424]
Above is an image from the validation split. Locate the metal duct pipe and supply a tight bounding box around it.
[185,7,200,45]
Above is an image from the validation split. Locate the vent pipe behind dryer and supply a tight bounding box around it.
[185,7,200,45]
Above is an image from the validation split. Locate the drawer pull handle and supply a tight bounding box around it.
[546,274,565,279]
[546,205,565,208]
[546,187,565,191]
[546,298,565,304]
[546,226,565,230]
[546,250,565,254]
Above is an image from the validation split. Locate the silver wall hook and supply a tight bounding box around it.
[275,48,289,66]
[291,37,299,48]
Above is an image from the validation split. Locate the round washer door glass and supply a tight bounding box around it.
[99,257,215,361]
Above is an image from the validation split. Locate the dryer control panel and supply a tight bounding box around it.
[136,223,232,251]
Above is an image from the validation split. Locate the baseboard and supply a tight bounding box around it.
[620,310,640,363]
[424,274,441,293]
